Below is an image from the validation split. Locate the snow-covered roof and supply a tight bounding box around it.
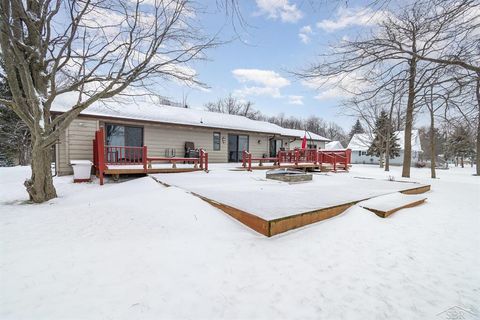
[325,141,344,150]
[51,94,328,139]
[279,128,330,142]
[347,130,422,152]
[347,133,372,151]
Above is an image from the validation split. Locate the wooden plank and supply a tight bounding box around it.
[192,193,270,236]
[104,168,202,175]
[400,185,431,194]
[361,198,427,218]
[240,163,321,171]
[269,202,355,236]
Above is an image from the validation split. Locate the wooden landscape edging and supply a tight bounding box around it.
[192,193,271,236]
[361,198,427,218]
[399,184,431,194]
[150,176,431,237]
[268,202,356,236]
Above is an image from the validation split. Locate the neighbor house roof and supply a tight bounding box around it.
[279,128,330,142]
[347,130,422,152]
[325,141,344,150]
[51,93,327,140]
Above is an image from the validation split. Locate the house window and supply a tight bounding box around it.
[213,132,221,151]
[105,124,143,147]
[358,151,362,156]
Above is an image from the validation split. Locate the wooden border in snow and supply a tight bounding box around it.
[361,198,427,218]
[193,193,271,236]
[193,185,430,236]
[268,202,355,236]
[399,185,431,194]
[151,177,431,237]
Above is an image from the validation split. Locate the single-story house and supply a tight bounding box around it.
[51,96,330,175]
[347,130,422,165]
[325,141,344,150]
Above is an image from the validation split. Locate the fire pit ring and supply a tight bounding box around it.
[266,168,313,183]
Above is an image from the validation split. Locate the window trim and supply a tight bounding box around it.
[213,131,221,151]
[105,123,144,146]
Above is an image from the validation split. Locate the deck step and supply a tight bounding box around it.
[358,193,427,218]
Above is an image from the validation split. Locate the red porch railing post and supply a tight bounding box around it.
[248,152,252,171]
[333,153,337,172]
[143,146,148,173]
[199,149,204,170]
[204,152,208,172]
[97,127,105,185]
[93,138,98,169]
[294,149,299,166]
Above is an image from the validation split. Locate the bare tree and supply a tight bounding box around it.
[0,0,217,202]
[204,95,260,119]
[297,0,479,177]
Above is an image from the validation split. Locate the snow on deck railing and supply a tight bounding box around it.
[241,148,351,172]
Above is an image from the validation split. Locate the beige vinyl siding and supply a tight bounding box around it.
[144,124,226,162]
[57,118,99,175]
[143,124,270,162]
[57,130,69,174]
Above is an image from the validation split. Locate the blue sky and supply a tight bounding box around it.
[160,0,383,129]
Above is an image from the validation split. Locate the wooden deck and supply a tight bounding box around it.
[93,127,208,184]
[105,167,204,175]
[236,163,348,172]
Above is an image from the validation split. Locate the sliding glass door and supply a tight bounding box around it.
[105,124,143,162]
[228,134,249,162]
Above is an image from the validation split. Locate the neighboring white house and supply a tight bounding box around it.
[347,130,422,165]
[325,141,344,150]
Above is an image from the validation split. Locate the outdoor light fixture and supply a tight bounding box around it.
[257,139,261,144]
[222,136,226,144]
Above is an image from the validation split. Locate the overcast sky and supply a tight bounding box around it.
[157,0,391,129]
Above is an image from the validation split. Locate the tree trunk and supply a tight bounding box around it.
[386,87,396,173]
[461,156,464,168]
[385,133,390,171]
[430,112,436,179]
[385,148,390,171]
[24,142,57,203]
[402,57,417,178]
[476,73,480,175]
[379,152,384,168]
[18,143,31,166]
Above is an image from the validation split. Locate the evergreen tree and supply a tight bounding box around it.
[0,71,31,166]
[367,111,400,166]
[349,119,365,139]
[445,126,475,168]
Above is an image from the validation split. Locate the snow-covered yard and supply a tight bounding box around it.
[1,164,479,319]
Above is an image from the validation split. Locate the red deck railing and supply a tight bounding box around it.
[242,148,351,172]
[93,128,208,185]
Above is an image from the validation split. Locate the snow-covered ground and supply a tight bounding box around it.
[1,164,479,319]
